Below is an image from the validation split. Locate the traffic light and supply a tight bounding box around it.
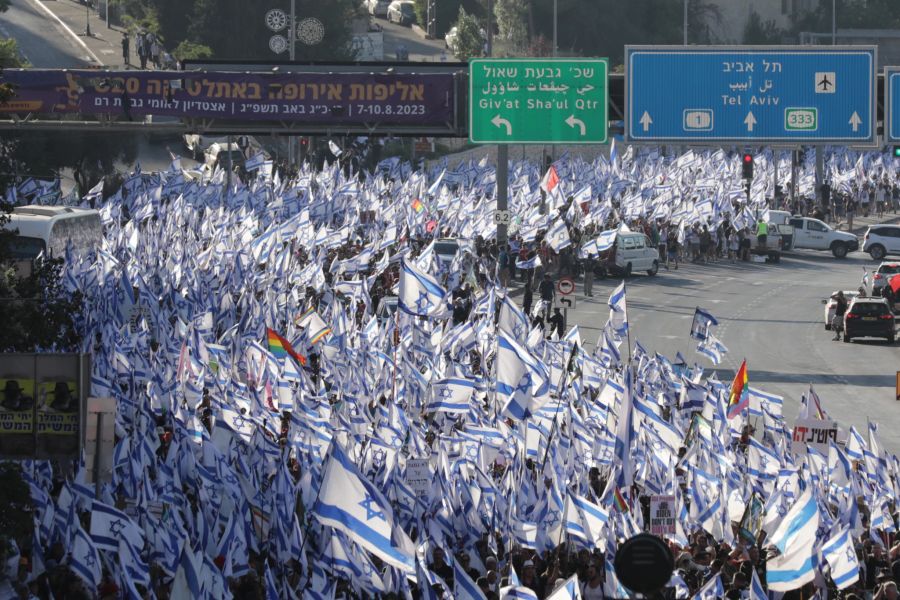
[893,146,900,158]
[742,153,754,180]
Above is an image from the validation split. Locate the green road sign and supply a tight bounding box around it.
[469,58,609,144]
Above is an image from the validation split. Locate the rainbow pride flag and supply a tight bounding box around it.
[726,359,749,419]
[266,328,306,366]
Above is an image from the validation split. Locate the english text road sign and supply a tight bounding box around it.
[626,46,876,144]
[884,68,900,143]
[469,58,608,144]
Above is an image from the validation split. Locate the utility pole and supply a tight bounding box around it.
[683,0,688,45]
[486,0,493,57]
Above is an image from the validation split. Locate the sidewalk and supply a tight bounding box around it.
[35,0,125,67]
[835,212,900,236]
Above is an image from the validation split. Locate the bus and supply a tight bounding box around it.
[2,206,102,270]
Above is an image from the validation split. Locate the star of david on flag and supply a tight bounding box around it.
[312,441,416,574]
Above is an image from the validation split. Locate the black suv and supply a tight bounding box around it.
[843,298,895,343]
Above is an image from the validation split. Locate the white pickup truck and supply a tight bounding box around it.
[786,217,860,258]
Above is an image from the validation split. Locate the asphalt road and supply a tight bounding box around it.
[375,18,448,62]
[550,248,900,451]
[0,0,92,67]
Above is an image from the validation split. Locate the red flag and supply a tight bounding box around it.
[540,165,560,193]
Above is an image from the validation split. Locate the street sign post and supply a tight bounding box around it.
[556,277,575,296]
[469,58,608,144]
[884,68,900,143]
[626,46,876,144]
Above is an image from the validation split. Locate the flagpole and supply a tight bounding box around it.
[624,281,633,365]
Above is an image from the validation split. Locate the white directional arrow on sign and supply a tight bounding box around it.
[640,111,653,132]
[849,111,862,132]
[744,111,757,132]
[565,115,586,136]
[491,115,512,135]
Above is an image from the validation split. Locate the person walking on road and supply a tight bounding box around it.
[582,254,595,297]
[538,273,555,321]
[121,33,130,67]
[832,291,848,340]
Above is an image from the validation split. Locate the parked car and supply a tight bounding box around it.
[863,224,900,260]
[823,290,859,330]
[597,232,659,277]
[842,297,895,343]
[367,0,391,18]
[872,262,900,297]
[386,0,415,25]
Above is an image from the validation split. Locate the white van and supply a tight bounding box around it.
[3,205,102,261]
[598,232,660,277]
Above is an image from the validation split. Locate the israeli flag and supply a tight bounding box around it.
[693,574,723,599]
[399,258,447,317]
[595,229,618,252]
[497,333,551,420]
[564,490,609,550]
[89,499,145,552]
[546,219,572,252]
[515,254,542,270]
[690,308,719,341]
[546,574,582,599]
[244,152,268,172]
[821,526,860,589]
[312,441,416,574]
[454,555,488,600]
[69,525,101,592]
[607,281,628,337]
[427,377,475,414]
[696,334,727,366]
[766,488,820,592]
[749,568,767,600]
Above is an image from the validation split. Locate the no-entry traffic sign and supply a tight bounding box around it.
[557,277,575,296]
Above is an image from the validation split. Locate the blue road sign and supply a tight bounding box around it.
[885,68,900,143]
[626,46,876,144]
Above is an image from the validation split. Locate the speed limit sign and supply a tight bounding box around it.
[557,277,575,295]
[493,210,511,225]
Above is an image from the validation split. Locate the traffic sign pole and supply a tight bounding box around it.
[497,145,508,247]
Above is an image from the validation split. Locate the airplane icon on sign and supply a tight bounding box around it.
[815,72,835,93]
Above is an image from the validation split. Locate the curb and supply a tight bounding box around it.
[26,0,104,66]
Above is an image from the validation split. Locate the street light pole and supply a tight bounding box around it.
[288,0,296,166]
[832,0,836,45]
[683,0,688,45]
[552,0,557,57]
[83,1,92,37]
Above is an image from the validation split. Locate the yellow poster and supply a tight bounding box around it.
[36,381,79,435]
[0,378,35,434]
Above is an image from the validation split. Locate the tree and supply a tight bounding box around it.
[0,463,31,568]
[494,0,528,52]
[450,7,484,61]
[744,10,783,44]
[0,38,25,69]
[188,0,364,61]
[172,40,213,62]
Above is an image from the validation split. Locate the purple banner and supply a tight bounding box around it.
[0,70,456,125]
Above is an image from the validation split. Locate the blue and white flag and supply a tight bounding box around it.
[69,524,101,593]
[399,259,447,317]
[696,334,727,366]
[690,308,719,341]
[595,229,618,252]
[515,254,542,270]
[454,555,487,600]
[428,377,475,414]
[89,499,145,552]
[766,488,820,592]
[821,526,860,589]
[607,281,628,337]
[564,490,609,550]
[749,568,767,600]
[312,441,416,574]
[496,333,550,420]
[546,219,571,252]
[693,573,723,599]
[546,574,582,599]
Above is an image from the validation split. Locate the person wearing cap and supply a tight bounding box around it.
[520,559,545,598]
